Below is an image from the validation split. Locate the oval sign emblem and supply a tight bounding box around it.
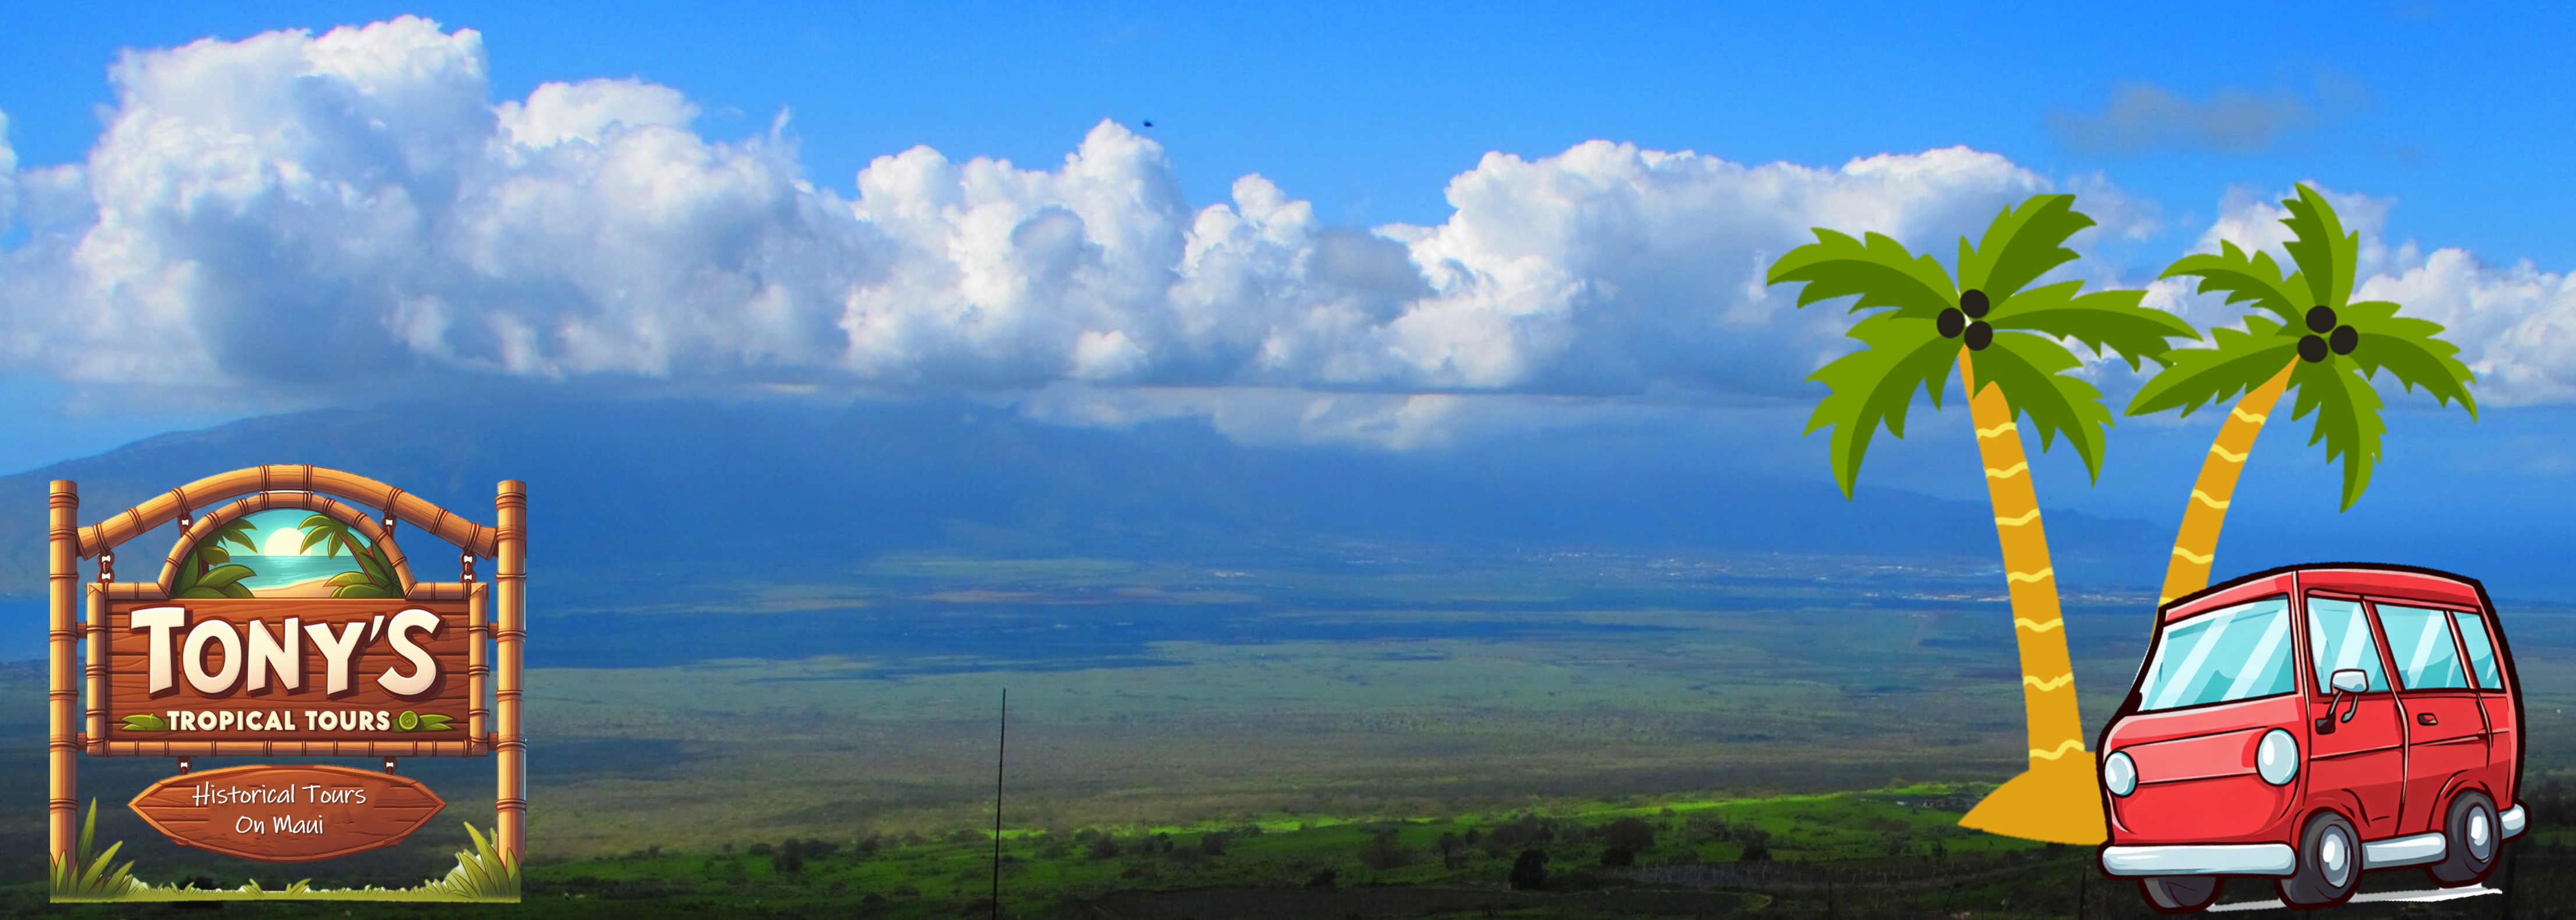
[129,763,447,862]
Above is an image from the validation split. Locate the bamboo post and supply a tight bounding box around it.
[469,582,489,754]
[47,480,79,866]
[85,584,105,754]
[492,480,527,862]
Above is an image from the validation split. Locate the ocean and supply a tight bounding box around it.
[226,553,365,589]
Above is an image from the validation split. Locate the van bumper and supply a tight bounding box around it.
[2503,804,2528,839]
[2099,843,2295,877]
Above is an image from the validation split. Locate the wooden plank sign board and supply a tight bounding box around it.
[130,764,446,862]
[105,598,470,743]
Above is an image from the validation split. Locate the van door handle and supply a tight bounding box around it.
[2418,712,2438,726]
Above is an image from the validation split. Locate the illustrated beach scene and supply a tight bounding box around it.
[169,508,405,599]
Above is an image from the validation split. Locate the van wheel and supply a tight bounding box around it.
[2276,812,2359,908]
[2427,791,2500,887]
[2139,875,2219,913]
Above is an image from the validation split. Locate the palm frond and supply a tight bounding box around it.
[2280,183,2359,310]
[1956,193,2093,302]
[2125,317,2305,418]
[2160,240,2308,327]
[353,543,395,584]
[1802,310,1965,497]
[172,552,202,594]
[2338,300,2478,417]
[212,518,260,553]
[1767,228,1958,320]
[2286,358,2387,510]
[194,564,256,591]
[1985,281,2201,371]
[1966,332,2116,481]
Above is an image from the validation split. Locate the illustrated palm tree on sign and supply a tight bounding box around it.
[1767,194,2198,844]
[2128,184,2475,605]
[296,514,403,599]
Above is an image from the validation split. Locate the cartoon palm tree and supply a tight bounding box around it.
[2127,184,2475,605]
[171,518,261,599]
[1767,194,2198,844]
[296,514,403,599]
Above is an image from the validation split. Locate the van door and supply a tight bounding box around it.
[2304,596,2407,839]
[2373,601,2490,836]
[2453,608,2516,806]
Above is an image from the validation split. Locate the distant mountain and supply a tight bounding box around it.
[0,396,2168,598]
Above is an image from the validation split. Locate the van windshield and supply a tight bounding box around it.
[2141,597,2296,712]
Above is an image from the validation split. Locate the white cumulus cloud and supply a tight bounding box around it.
[22,16,2504,449]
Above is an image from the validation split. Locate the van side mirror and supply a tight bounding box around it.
[2316,669,2369,734]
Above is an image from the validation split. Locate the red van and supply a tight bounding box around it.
[2095,564,2527,912]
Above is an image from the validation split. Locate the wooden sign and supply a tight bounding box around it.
[129,763,447,862]
[105,598,470,743]
[47,468,529,888]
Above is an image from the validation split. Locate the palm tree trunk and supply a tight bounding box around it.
[2155,360,2296,606]
[1958,349,2084,766]
[1955,349,2103,845]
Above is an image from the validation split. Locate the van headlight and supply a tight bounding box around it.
[2104,751,2137,797]
[2257,729,2298,786]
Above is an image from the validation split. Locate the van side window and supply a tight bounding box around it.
[2450,610,2504,691]
[2377,603,2472,691]
[2306,597,2390,693]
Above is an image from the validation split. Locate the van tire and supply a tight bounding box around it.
[2427,790,2500,887]
[2139,875,2219,912]
[2276,811,2359,908]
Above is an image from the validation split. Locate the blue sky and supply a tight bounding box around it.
[0,1,2569,519]
[8,2,2568,251]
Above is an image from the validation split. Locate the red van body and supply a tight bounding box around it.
[2096,564,2527,912]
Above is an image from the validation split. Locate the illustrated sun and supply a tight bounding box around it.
[260,527,307,557]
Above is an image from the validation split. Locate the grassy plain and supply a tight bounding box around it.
[8,546,2576,916]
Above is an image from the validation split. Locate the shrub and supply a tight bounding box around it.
[1305,868,1337,890]
[1599,846,1635,866]
[1436,830,1464,868]
[1357,829,1415,870]
[1507,848,1549,890]
[1601,817,1656,852]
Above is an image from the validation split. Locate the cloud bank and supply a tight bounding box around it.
[0,18,2563,447]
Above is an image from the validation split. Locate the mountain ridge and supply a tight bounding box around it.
[0,396,2169,598]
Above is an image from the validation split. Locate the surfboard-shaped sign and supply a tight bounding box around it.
[129,763,447,862]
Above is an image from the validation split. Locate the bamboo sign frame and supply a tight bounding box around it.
[46,467,527,870]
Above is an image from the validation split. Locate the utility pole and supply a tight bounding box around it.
[991,688,1007,920]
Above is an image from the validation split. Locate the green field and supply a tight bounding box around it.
[10,548,2576,916]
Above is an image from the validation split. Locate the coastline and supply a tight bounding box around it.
[251,574,346,598]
